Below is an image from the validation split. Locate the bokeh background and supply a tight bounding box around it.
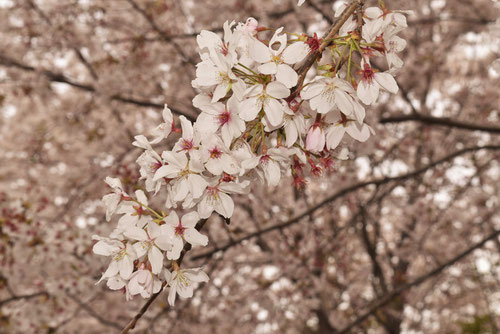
[0,0,499,333]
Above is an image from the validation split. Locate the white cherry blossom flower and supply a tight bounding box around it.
[153,151,208,202]
[165,267,209,307]
[173,116,200,154]
[102,177,128,221]
[196,96,245,148]
[150,105,174,144]
[325,115,374,150]
[163,211,208,260]
[198,178,250,219]
[93,237,136,281]
[241,148,291,187]
[124,221,172,274]
[198,134,241,176]
[301,76,365,122]
[250,27,309,88]
[239,82,290,126]
[126,265,162,300]
[283,108,306,147]
[197,20,239,66]
[356,60,398,105]
[363,7,411,43]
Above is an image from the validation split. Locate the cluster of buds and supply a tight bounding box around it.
[93,0,410,306]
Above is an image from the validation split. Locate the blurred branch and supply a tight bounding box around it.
[409,16,495,26]
[119,219,208,334]
[66,292,122,330]
[126,0,195,65]
[0,291,48,307]
[192,144,500,261]
[380,113,500,134]
[337,228,500,333]
[0,54,197,122]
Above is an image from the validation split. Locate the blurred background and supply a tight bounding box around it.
[0,0,499,333]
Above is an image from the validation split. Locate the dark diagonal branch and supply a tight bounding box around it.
[66,292,122,330]
[337,229,500,333]
[119,219,208,334]
[192,144,500,261]
[380,113,500,134]
[126,0,195,65]
[291,0,363,98]
[0,291,48,307]
[0,54,196,122]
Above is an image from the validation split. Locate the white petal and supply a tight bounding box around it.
[250,39,272,63]
[264,160,281,187]
[153,165,179,181]
[181,211,200,228]
[282,42,309,64]
[239,97,261,122]
[168,284,177,306]
[188,174,208,199]
[357,80,379,105]
[119,258,134,279]
[184,228,209,246]
[257,62,277,74]
[264,98,284,126]
[334,89,354,116]
[155,234,172,251]
[216,193,234,218]
[124,226,148,241]
[326,125,345,150]
[266,81,290,99]
[374,72,398,94]
[149,246,164,274]
[167,236,184,260]
[276,64,298,88]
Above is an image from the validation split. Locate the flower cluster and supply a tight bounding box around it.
[93,1,409,306]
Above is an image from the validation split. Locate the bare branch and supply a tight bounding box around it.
[192,144,500,261]
[338,229,500,333]
[0,54,197,122]
[0,291,48,307]
[66,292,123,330]
[119,219,208,334]
[380,113,500,134]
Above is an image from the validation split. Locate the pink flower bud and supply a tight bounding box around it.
[306,126,325,152]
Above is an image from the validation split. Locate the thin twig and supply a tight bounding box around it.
[119,219,208,334]
[380,112,500,134]
[291,0,363,99]
[337,229,500,333]
[191,144,500,261]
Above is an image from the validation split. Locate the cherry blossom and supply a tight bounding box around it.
[163,211,209,260]
[165,267,210,307]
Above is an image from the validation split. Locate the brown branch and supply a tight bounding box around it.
[66,292,122,330]
[291,0,363,98]
[119,219,208,334]
[192,144,500,261]
[0,54,197,122]
[337,229,500,333]
[0,291,48,307]
[380,113,500,134]
[126,0,195,65]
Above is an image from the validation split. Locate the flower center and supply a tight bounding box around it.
[180,139,194,151]
[361,64,374,83]
[206,186,219,198]
[175,221,186,236]
[218,111,231,126]
[132,205,147,217]
[260,155,270,164]
[209,147,222,159]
